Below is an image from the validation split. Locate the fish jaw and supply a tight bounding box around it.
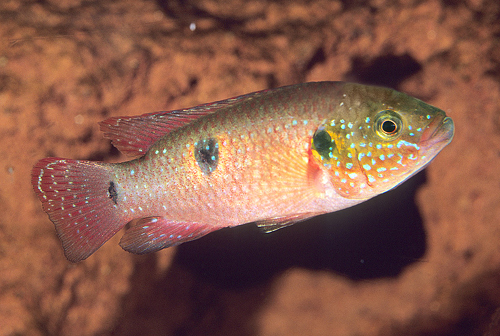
[420,115,454,151]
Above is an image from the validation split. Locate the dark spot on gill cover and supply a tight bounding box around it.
[312,128,335,159]
[108,181,118,205]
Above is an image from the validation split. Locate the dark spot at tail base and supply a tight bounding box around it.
[108,181,118,205]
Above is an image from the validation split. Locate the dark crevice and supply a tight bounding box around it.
[347,53,422,88]
[303,47,326,73]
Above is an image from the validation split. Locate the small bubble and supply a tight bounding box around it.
[74,114,84,124]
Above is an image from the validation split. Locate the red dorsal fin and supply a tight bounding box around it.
[99,89,269,157]
[119,217,222,254]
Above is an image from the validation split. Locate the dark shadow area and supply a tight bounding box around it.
[111,171,427,335]
[175,169,427,288]
[347,54,422,89]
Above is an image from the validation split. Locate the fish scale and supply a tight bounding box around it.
[31,81,454,262]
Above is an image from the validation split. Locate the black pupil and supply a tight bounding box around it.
[313,130,334,158]
[382,120,397,134]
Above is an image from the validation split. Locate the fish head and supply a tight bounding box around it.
[311,84,454,200]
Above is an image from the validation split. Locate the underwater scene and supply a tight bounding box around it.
[0,0,499,335]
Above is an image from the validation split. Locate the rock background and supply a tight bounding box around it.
[1,0,500,335]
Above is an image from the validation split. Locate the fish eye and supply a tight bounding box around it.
[375,110,403,140]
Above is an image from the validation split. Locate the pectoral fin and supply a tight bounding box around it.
[255,213,318,233]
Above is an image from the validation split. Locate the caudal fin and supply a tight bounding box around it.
[31,158,127,262]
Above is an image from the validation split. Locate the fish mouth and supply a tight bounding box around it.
[420,114,454,148]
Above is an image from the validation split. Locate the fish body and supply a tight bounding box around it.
[31,82,454,262]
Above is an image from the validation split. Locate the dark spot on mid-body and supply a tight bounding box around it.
[194,138,219,175]
[108,181,118,205]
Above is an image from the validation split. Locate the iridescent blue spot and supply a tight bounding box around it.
[363,164,371,171]
[397,140,420,150]
[346,163,353,169]
[379,154,385,161]
[408,153,417,160]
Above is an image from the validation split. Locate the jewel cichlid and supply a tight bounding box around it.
[31,82,454,262]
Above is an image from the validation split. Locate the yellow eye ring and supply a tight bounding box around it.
[374,110,403,140]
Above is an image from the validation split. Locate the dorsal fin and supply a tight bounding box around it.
[99,89,269,157]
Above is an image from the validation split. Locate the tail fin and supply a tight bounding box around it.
[31,158,127,262]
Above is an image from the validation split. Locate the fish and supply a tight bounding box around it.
[31,81,454,262]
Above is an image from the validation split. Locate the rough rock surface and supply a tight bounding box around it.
[1,0,500,335]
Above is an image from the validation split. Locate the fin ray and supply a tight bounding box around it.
[99,89,270,156]
[255,213,318,233]
[119,217,220,254]
[31,158,127,262]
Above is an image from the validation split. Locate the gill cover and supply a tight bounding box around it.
[310,108,417,199]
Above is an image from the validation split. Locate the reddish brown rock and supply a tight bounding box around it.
[1,0,499,335]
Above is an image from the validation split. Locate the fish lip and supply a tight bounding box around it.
[420,114,454,148]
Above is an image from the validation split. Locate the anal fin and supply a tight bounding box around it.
[255,213,318,233]
[119,217,220,254]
